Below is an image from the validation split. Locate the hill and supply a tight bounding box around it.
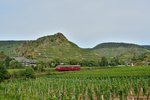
[92,42,150,60]
[93,42,141,49]
[0,41,24,56]
[0,33,150,63]
[142,45,150,50]
[15,33,99,62]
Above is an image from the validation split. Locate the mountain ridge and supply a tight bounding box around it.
[0,33,150,62]
[93,42,141,49]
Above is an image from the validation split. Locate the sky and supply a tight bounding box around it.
[0,0,150,48]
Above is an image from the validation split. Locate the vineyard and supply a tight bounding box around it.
[0,66,150,100]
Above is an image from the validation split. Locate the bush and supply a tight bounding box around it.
[31,65,37,71]
[0,62,8,82]
[36,61,45,72]
[99,57,108,66]
[4,56,12,68]
[9,60,23,69]
[23,66,35,78]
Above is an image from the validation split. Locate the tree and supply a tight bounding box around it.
[50,59,61,67]
[4,56,12,68]
[80,60,89,66]
[87,60,98,66]
[0,62,8,82]
[110,57,120,66]
[99,57,108,66]
[23,66,35,78]
[9,60,23,69]
[68,59,79,65]
[36,61,45,72]
[0,51,7,60]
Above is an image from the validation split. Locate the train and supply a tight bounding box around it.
[55,65,80,71]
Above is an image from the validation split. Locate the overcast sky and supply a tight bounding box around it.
[0,0,150,48]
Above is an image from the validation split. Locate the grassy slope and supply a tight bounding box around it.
[0,34,150,62]
[0,33,100,62]
[16,33,100,61]
[0,41,23,56]
[142,45,150,50]
[92,42,150,59]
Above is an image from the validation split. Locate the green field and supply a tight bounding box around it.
[0,66,150,100]
[8,69,25,75]
[50,66,150,78]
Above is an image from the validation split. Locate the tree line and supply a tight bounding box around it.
[0,51,150,82]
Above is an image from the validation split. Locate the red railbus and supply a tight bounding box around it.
[55,65,80,71]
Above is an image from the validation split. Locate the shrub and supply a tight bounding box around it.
[31,65,37,71]
[99,57,109,66]
[0,62,8,82]
[23,66,35,78]
[36,61,45,72]
[9,60,23,69]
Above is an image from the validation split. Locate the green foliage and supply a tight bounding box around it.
[0,51,7,61]
[68,59,80,65]
[0,52,13,68]
[23,66,35,78]
[142,45,150,50]
[53,66,150,78]
[0,33,100,63]
[0,62,8,82]
[4,56,12,68]
[8,66,150,78]
[0,33,150,65]
[36,61,45,72]
[80,59,89,66]
[7,69,25,79]
[10,70,25,79]
[9,60,23,69]
[0,71,149,99]
[131,53,150,66]
[79,60,98,66]
[99,57,109,66]
[93,42,141,49]
[110,57,120,66]
[0,41,23,56]
[50,59,61,67]
[93,43,150,62]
